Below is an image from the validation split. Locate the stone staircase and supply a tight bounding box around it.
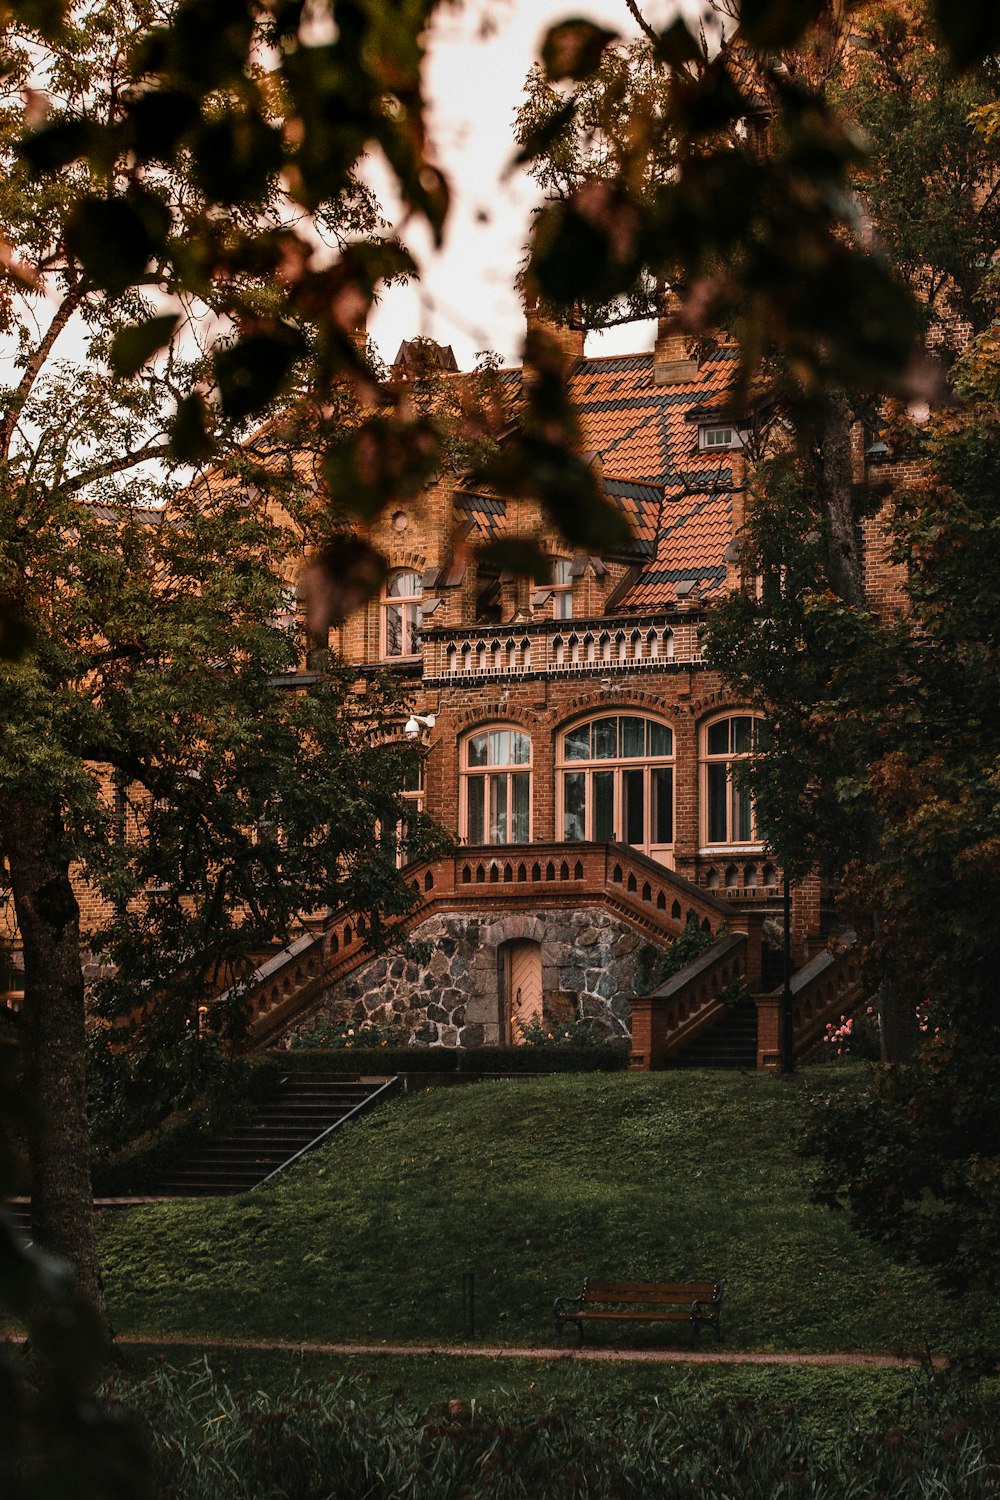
[155,1071,398,1197]
[668,994,758,1069]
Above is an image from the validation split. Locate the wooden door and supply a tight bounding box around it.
[506,939,543,1044]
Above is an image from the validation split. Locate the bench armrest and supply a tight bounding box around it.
[553,1289,586,1331]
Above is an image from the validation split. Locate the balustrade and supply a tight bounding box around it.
[699,859,780,901]
[426,619,686,681]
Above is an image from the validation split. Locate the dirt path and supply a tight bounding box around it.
[106,1334,942,1368]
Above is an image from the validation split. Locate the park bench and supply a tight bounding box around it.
[553,1278,723,1343]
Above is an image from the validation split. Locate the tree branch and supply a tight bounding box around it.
[624,0,658,44]
[0,283,85,462]
[56,443,172,497]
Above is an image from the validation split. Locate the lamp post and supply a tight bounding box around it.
[781,873,794,1074]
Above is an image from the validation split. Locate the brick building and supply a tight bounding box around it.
[279,306,860,1059]
[3,306,880,1066]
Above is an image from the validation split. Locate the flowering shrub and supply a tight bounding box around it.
[288,1016,403,1050]
[822,1004,881,1060]
[516,1012,605,1046]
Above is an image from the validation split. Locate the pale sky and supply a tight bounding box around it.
[369,0,710,370]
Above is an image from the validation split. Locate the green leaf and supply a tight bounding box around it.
[299,536,387,632]
[321,416,442,522]
[531,187,645,306]
[5,0,68,41]
[127,89,200,162]
[65,192,171,295]
[191,110,284,205]
[16,117,100,174]
[109,314,180,377]
[541,19,618,82]
[673,58,747,137]
[213,328,307,423]
[0,600,34,659]
[739,0,824,49]
[655,19,702,68]
[931,0,1000,70]
[168,393,213,461]
[477,539,552,581]
[511,100,577,169]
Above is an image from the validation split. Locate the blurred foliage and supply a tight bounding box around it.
[3,0,1000,1491]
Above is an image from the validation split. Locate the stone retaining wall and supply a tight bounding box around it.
[294,907,673,1047]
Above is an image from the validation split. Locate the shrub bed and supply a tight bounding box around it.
[110,1361,1000,1500]
[271,1043,630,1075]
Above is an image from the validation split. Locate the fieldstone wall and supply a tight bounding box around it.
[295,906,673,1047]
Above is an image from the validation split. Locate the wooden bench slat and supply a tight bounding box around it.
[572,1310,696,1322]
[583,1283,718,1303]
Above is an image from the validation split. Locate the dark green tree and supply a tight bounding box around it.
[0,2,441,1320]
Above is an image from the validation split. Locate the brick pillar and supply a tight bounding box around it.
[629,997,654,1070]
[755,996,781,1072]
[791,875,822,964]
[728,911,764,989]
[524,292,585,368]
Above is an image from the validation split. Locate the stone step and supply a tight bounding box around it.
[152,1074,396,1196]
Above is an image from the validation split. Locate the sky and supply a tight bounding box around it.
[368,0,709,370]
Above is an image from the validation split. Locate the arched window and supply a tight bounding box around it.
[381,569,422,659]
[462,727,531,845]
[558,714,674,863]
[702,714,762,846]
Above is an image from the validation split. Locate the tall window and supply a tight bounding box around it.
[388,755,425,867]
[552,557,573,619]
[559,715,674,862]
[382,569,422,658]
[463,727,531,845]
[703,714,761,845]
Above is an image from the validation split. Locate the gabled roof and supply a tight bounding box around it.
[450,344,746,608]
[569,348,743,609]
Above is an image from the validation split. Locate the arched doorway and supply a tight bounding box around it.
[499,938,543,1044]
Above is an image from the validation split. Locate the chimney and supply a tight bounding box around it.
[524,290,585,369]
[653,282,699,386]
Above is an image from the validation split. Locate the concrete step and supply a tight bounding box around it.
[153,1073,396,1196]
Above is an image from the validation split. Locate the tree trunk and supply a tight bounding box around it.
[816,392,920,1059]
[818,389,866,608]
[0,794,103,1313]
[877,969,921,1064]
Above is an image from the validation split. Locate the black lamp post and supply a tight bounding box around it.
[781,873,794,1074]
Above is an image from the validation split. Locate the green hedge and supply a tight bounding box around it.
[270,1043,630,1075]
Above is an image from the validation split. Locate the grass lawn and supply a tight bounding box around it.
[118,1342,938,1432]
[97,1067,963,1356]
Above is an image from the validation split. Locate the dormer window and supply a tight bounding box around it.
[552,558,573,619]
[698,424,745,452]
[381,570,422,659]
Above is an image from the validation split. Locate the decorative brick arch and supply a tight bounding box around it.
[452,703,540,736]
[689,688,747,721]
[384,547,428,574]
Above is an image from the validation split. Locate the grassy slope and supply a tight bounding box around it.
[99,1068,958,1354]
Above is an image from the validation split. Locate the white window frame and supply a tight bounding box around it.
[381,569,422,659]
[558,714,675,865]
[698,424,745,452]
[701,713,762,849]
[461,726,532,846]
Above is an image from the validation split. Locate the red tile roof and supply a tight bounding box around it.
[454,345,746,609]
[570,348,742,608]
